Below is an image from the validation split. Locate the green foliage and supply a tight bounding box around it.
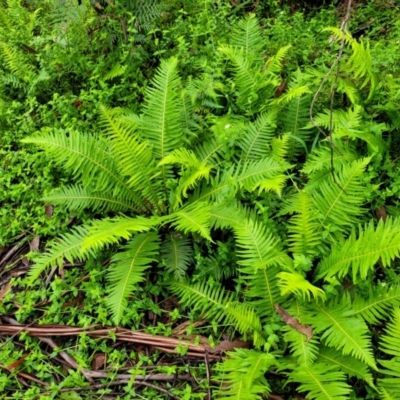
[3,1,400,398]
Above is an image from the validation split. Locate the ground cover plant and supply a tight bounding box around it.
[1,0,400,399]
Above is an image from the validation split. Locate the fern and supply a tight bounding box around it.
[160,233,192,281]
[316,218,400,281]
[107,232,160,324]
[378,308,400,395]
[308,303,376,368]
[28,225,93,284]
[214,349,276,400]
[288,362,352,400]
[309,158,369,234]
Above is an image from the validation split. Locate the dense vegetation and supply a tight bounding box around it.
[1,0,400,399]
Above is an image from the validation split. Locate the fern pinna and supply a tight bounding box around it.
[23,14,400,400]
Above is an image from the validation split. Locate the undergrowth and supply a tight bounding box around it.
[1,0,400,399]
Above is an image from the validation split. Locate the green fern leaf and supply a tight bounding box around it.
[82,216,160,253]
[309,303,376,369]
[43,185,136,212]
[214,349,276,400]
[316,218,400,281]
[28,225,93,284]
[99,105,162,210]
[107,232,160,324]
[310,158,369,234]
[238,110,277,162]
[318,346,374,384]
[378,308,400,395]
[160,233,192,281]
[288,362,352,400]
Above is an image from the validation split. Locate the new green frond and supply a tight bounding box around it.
[309,303,376,368]
[160,233,192,281]
[170,202,212,240]
[28,225,93,284]
[214,349,276,400]
[82,216,160,253]
[317,218,400,281]
[277,272,325,301]
[107,232,160,324]
[310,158,369,234]
[288,362,352,400]
[43,185,137,213]
[378,308,400,395]
[238,110,277,162]
[169,280,237,324]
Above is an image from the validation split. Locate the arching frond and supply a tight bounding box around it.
[288,362,352,400]
[214,349,276,400]
[42,185,136,213]
[107,232,160,324]
[309,158,369,234]
[344,285,400,324]
[316,218,400,281]
[169,280,237,324]
[378,308,400,396]
[82,216,160,253]
[238,110,277,162]
[21,130,142,206]
[309,303,376,369]
[28,225,93,284]
[318,346,374,384]
[283,327,319,367]
[99,105,162,210]
[160,233,192,281]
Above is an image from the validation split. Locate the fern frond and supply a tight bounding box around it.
[277,272,325,301]
[238,110,278,162]
[21,130,143,206]
[42,185,136,212]
[270,134,290,162]
[264,45,292,75]
[224,302,266,347]
[318,346,374,384]
[316,218,400,281]
[169,202,211,240]
[141,57,182,188]
[82,216,160,253]
[169,280,237,324]
[214,349,276,400]
[283,327,319,367]
[107,232,160,324]
[344,285,400,324]
[103,64,127,81]
[28,225,93,284]
[378,308,400,395]
[230,13,264,56]
[209,203,243,230]
[310,158,369,234]
[160,233,192,281]
[285,191,322,258]
[98,105,162,210]
[309,303,376,368]
[288,362,352,400]
[302,143,358,175]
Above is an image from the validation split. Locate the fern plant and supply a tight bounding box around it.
[22,12,400,400]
